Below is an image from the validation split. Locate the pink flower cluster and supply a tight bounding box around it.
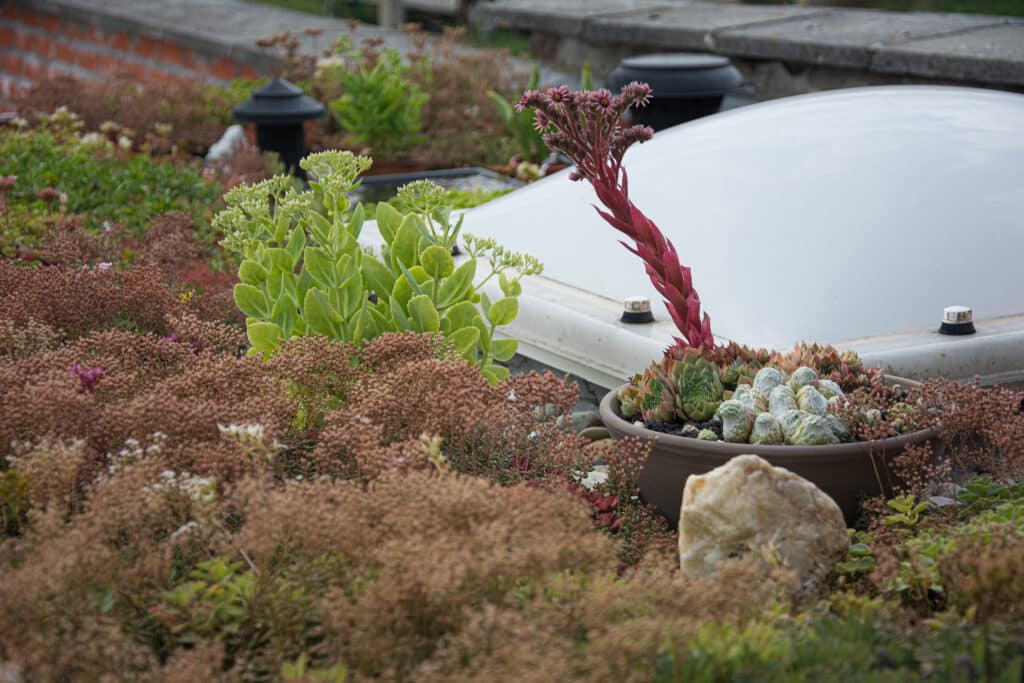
[517,83,713,349]
[69,363,105,393]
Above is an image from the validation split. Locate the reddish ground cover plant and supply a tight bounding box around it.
[2,162,1023,681]
[15,75,241,156]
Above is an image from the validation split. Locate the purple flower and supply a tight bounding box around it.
[70,363,105,393]
[546,85,572,107]
[589,89,615,113]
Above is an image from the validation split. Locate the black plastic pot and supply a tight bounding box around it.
[606,53,744,131]
[350,167,522,205]
[599,376,941,526]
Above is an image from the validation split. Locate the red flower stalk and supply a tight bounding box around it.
[517,84,713,349]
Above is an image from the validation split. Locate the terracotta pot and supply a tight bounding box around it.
[598,376,940,526]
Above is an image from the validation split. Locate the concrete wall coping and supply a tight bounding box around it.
[470,0,1024,89]
[14,0,428,70]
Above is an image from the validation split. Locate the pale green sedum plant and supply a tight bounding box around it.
[213,150,542,385]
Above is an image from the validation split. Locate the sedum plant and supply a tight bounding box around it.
[214,151,541,384]
[324,43,430,159]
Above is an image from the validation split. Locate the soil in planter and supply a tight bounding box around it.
[643,417,723,440]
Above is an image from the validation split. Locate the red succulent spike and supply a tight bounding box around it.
[517,83,714,349]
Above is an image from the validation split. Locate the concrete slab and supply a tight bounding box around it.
[714,9,1008,68]
[585,2,827,51]
[469,0,670,38]
[872,22,1024,85]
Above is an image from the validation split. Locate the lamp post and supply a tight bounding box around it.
[233,78,325,178]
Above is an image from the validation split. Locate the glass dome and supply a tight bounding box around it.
[467,86,1024,351]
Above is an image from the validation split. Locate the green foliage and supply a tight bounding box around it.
[958,475,1024,515]
[282,653,348,682]
[214,151,541,382]
[884,495,929,535]
[160,558,255,645]
[671,354,723,421]
[0,467,29,536]
[488,67,548,163]
[326,46,430,159]
[836,530,876,577]
[0,127,219,257]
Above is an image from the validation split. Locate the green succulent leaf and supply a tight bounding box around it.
[420,244,455,279]
[238,259,267,286]
[390,215,420,271]
[339,273,364,319]
[246,321,283,355]
[304,288,343,339]
[436,259,476,309]
[499,272,522,297]
[449,326,480,359]
[303,246,336,288]
[408,294,440,333]
[489,337,518,362]
[389,294,410,330]
[234,283,268,319]
[375,202,402,244]
[285,227,306,264]
[305,211,333,246]
[266,247,294,273]
[480,364,510,386]
[349,202,365,238]
[361,253,396,302]
[487,297,518,327]
[271,293,297,338]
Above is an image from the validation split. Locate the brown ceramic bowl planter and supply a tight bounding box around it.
[599,376,939,526]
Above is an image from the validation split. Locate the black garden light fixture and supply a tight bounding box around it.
[606,53,743,131]
[233,78,325,178]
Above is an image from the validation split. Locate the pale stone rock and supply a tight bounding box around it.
[679,454,848,594]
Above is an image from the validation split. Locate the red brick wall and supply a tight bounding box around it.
[0,5,268,109]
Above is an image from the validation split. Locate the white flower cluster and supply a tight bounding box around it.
[218,423,281,463]
[107,432,167,476]
[147,469,215,503]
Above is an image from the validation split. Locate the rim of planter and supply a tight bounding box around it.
[598,375,938,461]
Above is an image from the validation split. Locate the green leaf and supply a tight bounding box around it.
[499,272,522,297]
[285,227,306,264]
[361,253,396,302]
[247,321,283,355]
[408,294,440,333]
[420,244,454,279]
[443,301,482,331]
[349,202,365,239]
[480,292,491,318]
[238,259,267,286]
[306,211,333,246]
[480,364,510,386]
[389,294,411,330]
[391,262,428,309]
[271,293,297,338]
[304,288,342,339]
[339,273,364,319]
[347,297,371,344]
[488,297,519,327]
[375,202,402,244]
[234,283,268,319]
[266,247,293,273]
[489,337,518,362]
[436,259,476,309]
[449,326,480,359]
[267,270,285,301]
[303,246,336,288]
[369,302,396,333]
[390,215,420,270]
